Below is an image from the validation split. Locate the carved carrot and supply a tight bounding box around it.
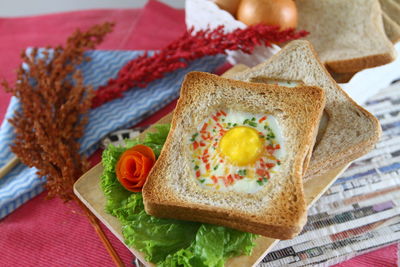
[116,145,156,192]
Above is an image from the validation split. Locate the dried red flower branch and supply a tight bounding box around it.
[2,22,114,201]
[91,24,308,108]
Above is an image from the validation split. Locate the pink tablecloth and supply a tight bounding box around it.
[0,1,397,266]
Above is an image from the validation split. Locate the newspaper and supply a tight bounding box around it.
[260,81,400,267]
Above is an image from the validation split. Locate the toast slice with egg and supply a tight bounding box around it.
[233,40,382,180]
[297,0,396,73]
[143,72,326,239]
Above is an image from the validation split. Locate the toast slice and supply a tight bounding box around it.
[297,0,395,73]
[379,0,400,27]
[233,40,382,180]
[143,72,325,239]
[326,12,400,84]
[328,70,357,84]
[382,12,400,44]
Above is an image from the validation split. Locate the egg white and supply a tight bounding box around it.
[188,109,284,194]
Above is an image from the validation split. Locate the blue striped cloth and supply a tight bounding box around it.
[0,50,226,219]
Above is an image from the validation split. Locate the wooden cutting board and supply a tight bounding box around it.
[73,116,349,266]
[74,65,350,266]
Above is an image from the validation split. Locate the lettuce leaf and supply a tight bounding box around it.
[125,124,170,157]
[101,124,257,266]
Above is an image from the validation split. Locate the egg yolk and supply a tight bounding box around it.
[219,126,263,166]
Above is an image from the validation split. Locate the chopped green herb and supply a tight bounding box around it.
[233,123,238,127]
[238,169,247,176]
[227,122,232,127]
[194,165,199,170]
[213,165,219,170]
[267,132,275,139]
[263,178,268,182]
[256,180,263,186]
[199,179,205,183]
[277,161,281,165]
[190,133,199,142]
[222,118,225,122]
[251,117,256,121]
[243,119,257,127]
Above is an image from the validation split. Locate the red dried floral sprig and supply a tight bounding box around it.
[91,25,308,108]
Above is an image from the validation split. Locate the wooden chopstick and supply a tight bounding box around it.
[73,194,125,267]
[0,157,125,266]
[0,156,19,179]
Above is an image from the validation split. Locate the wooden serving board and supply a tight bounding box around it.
[74,65,350,266]
[73,115,350,267]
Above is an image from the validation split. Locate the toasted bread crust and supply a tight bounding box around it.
[143,72,325,239]
[232,40,382,181]
[297,0,396,74]
[326,52,395,74]
[328,70,356,83]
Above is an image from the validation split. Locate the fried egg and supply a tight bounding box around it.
[188,109,284,194]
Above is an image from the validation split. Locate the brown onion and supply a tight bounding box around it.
[237,0,298,29]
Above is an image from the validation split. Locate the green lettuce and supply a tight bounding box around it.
[100,124,257,266]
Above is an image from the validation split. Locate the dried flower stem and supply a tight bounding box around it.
[2,22,124,266]
[91,25,308,108]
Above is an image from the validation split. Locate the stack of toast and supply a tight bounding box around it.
[142,40,381,240]
[296,0,399,83]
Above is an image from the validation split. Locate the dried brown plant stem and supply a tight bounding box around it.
[2,22,124,266]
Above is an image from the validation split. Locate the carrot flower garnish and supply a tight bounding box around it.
[115,145,156,192]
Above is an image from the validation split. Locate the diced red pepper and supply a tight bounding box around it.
[201,132,211,140]
[234,174,242,180]
[206,163,210,171]
[227,174,234,185]
[196,170,201,177]
[220,110,227,116]
[200,123,208,133]
[211,175,218,183]
[265,163,275,168]
[193,141,199,150]
[259,116,267,123]
[256,169,266,177]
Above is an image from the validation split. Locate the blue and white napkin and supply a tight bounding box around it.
[0,50,226,219]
